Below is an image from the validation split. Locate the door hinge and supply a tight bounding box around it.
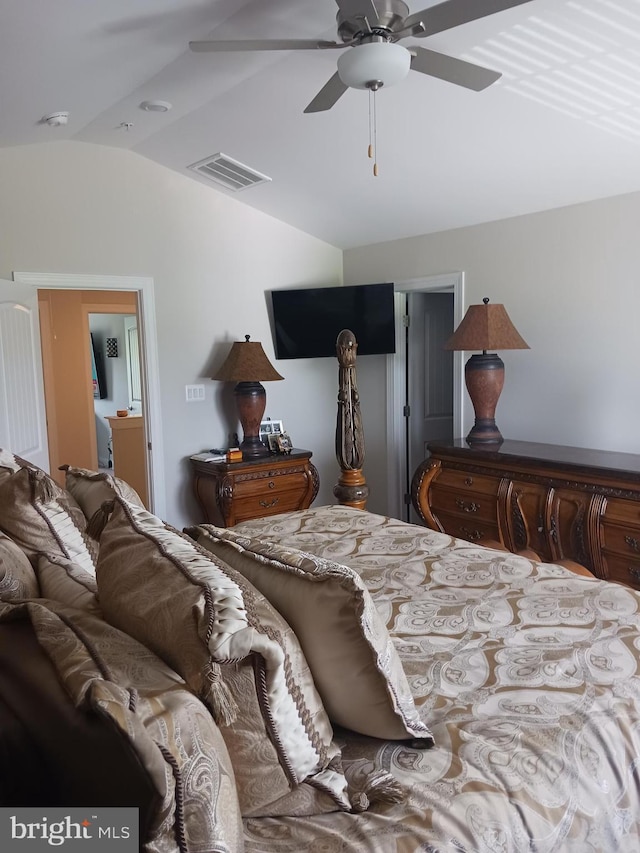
[403,404,410,418]
[402,314,410,328]
[403,493,412,505]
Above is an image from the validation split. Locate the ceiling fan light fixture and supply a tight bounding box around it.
[337,40,411,90]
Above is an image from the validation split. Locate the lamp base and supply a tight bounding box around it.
[234,381,269,459]
[466,418,504,446]
[464,353,505,447]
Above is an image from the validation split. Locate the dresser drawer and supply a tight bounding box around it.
[431,510,501,545]
[433,469,501,497]
[430,485,499,524]
[600,553,640,590]
[602,497,640,526]
[233,469,309,499]
[600,520,640,558]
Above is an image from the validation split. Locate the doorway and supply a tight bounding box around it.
[405,291,455,523]
[386,273,465,521]
[11,272,165,520]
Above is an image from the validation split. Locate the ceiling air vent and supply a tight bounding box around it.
[188,153,271,192]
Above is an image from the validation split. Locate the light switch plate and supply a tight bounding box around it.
[185,384,205,402]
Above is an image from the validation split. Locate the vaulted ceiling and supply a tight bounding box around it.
[4,0,640,248]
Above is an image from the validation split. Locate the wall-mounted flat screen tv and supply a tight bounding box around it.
[271,282,395,359]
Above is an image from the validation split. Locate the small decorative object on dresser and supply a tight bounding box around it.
[275,433,293,454]
[190,448,319,527]
[412,438,640,590]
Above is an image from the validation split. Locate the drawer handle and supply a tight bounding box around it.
[268,480,276,490]
[464,477,473,486]
[629,566,640,581]
[259,498,279,509]
[624,535,640,553]
[460,527,484,542]
[455,498,479,513]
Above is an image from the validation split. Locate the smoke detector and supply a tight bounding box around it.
[139,100,172,112]
[42,111,69,127]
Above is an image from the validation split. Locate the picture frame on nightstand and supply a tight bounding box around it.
[275,433,293,454]
[260,419,284,446]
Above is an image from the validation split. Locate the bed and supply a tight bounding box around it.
[219,329,640,852]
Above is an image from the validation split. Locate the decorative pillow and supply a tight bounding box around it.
[188,524,434,744]
[60,464,144,523]
[0,465,97,575]
[0,449,87,531]
[0,532,39,600]
[0,598,244,852]
[0,447,32,476]
[96,497,350,818]
[35,553,101,615]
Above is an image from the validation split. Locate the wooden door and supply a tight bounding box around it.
[0,278,49,470]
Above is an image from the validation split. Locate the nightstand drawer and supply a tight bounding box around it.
[233,489,309,523]
[233,469,309,499]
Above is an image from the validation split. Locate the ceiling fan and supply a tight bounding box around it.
[189,0,534,113]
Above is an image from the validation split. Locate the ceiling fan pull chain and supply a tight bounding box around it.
[368,89,374,160]
[372,87,379,177]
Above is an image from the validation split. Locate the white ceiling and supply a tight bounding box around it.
[4,0,640,249]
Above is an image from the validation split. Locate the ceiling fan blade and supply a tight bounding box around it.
[410,46,501,90]
[189,39,342,53]
[304,73,349,113]
[405,0,534,38]
[335,0,380,24]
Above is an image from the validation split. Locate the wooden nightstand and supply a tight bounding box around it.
[190,449,319,527]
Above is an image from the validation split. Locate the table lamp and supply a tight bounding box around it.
[212,335,283,459]
[444,298,529,446]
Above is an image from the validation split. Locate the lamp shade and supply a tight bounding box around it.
[212,336,284,382]
[212,336,283,460]
[337,41,411,90]
[444,298,529,352]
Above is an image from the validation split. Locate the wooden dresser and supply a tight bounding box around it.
[411,439,640,591]
[190,449,319,527]
[105,414,148,508]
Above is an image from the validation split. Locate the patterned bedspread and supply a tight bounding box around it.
[235,505,640,853]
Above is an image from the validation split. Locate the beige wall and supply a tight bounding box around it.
[345,190,640,503]
[0,141,343,528]
[5,140,639,525]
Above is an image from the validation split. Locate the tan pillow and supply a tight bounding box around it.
[0,465,97,574]
[0,447,30,476]
[0,597,244,852]
[60,464,144,523]
[96,497,350,818]
[35,553,101,615]
[0,532,39,600]
[0,448,86,524]
[189,524,434,743]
